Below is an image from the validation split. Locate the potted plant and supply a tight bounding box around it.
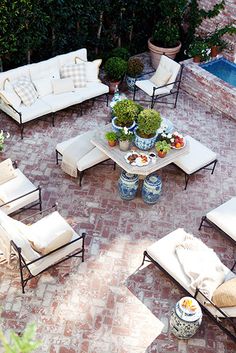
[116,127,134,151]
[105,131,117,147]
[155,140,171,158]
[207,25,236,58]
[126,57,144,91]
[188,37,209,63]
[148,0,185,68]
[0,130,10,152]
[134,109,162,150]
[104,56,127,93]
[112,99,142,132]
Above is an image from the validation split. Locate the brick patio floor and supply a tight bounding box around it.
[0,65,236,352]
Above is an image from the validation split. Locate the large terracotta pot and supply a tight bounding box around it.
[148,38,182,69]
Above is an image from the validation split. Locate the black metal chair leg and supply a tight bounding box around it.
[184,173,190,190]
[38,186,42,211]
[198,216,206,230]
[211,160,217,174]
[20,125,24,139]
[106,93,109,107]
[79,170,84,187]
[113,162,116,170]
[52,113,55,127]
[56,150,59,165]
[133,85,137,101]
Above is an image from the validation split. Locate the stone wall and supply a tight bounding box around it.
[197,0,236,62]
[181,59,236,120]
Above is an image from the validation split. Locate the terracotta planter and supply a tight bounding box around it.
[108,140,116,147]
[108,81,120,94]
[148,38,182,69]
[210,46,218,58]
[157,150,167,158]
[193,56,201,63]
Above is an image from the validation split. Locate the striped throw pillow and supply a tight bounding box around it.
[60,63,86,88]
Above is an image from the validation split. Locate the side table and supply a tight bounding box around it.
[170,296,202,339]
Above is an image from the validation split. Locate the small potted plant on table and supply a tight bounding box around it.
[134,109,162,150]
[104,56,127,94]
[105,131,117,147]
[188,37,209,63]
[126,57,144,91]
[155,140,171,158]
[116,127,134,151]
[112,99,142,132]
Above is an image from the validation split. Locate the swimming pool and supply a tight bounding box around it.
[201,58,236,88]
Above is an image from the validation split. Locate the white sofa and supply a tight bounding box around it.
[0,48,109,138]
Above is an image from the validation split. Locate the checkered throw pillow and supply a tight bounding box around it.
[60,63,87,88]
[13,79,38,106]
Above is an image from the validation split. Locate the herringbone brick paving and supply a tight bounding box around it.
[0,71,236,352]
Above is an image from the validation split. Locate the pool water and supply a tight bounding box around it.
[201,58,236,88]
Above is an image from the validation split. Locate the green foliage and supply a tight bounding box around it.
[113,99,142,127]
[137,109,162,138]
[116,128,134,142]
[105,131,117,142]
[0,323,41,353]
[155,140,171,153]
[104,57,127,81]
[152,22,180,48]
[188,38,209,60]
[207,24,236,48]
[110,47,130,61]
[127,57,144,77]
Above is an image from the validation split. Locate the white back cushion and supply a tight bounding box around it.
[57,48,87,67]
[33,78,53,97]
[158,55,181,90]
[30,57,60,81]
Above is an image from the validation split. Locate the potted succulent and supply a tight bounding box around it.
[116,127,134,151]
[134,109,162,150]
[155,140,171,158]
[126,57,144,91]
[104,56,127,93]
[188,37,209,63]
[112,99,142,132]
[148,0,185,68]
[105,131,117,147]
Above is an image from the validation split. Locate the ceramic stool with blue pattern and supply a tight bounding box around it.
[118,170,139,200]
[142,174,162,204]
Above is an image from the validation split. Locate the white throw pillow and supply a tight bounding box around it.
[13,80,38,106]
[52,78,74,94]
[75,58,102,82]
[29,228,73,255]
[0,89,21,109]
[150,66,172,87]
[33,78,53,97]
[60,63,86,88]
[0,159,17,185]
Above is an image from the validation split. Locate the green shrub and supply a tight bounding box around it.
[137,109,162,138]
[110,47,130,61]
[127,57,144,77]
[104,57,127,81]
[113,99,142,127]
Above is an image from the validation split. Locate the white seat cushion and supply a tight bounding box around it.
[135,79,171,96]
[77,147,108,171]
[206,197,236,242]
[42,92,83,112]
[0,168,40,215]
[52,78,74,94]
[146,228,235,318]
[18,99,52,123]
[56,136,78,155]
[174,135,217,174]
[0,158,17,185]
[0,88,22,109]
[74,82,109,100]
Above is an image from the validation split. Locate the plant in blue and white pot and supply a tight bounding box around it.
[134,109,162,150]
[112,99,142,132]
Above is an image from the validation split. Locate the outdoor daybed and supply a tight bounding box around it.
[0,48,109,138]
[142,228,236,342]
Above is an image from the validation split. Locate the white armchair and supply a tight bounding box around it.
[0,158,42,215]
[133,54,183,108]
[0,205,85,293]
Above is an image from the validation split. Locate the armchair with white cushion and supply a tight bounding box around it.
[0,158,42,215]
[133,54,183,108]
[0,205,86,293]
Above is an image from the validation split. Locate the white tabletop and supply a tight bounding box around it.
[91,125,189,176]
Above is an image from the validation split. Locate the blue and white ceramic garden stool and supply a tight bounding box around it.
[141,174,162,204]
[170,297,202,339]
[118,170,139,200]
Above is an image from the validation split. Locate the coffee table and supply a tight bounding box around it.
[91,125,189,177]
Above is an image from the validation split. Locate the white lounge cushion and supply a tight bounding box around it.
[75,58,102,82]
[74,82,109,100]
[33,78,53,97]
[17,99,52,123]
[77,147,108,171]
[135,79,171,96]
[13,80,38,106]
[42,92,83,112]
[206,197,236,242]
[56,136,78,155]
[57,48,87,67]
[174,135,217,174]
[146,228,235,318]
[0,88,22,109]
[150,66,172,87]
[29,57,60,81]
[60,63,86,88]
[0,168,40,215]
[0,159,17,185]
[52,78,74,94]
[158,55,181,90]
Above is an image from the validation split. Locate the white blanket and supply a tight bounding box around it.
[176,233,225,299]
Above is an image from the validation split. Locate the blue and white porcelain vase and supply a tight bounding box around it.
[134,128,157,150]
[126,75,136,91]
[112,117,136,133]
[118,171,139,200]
[141,174,162,204]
